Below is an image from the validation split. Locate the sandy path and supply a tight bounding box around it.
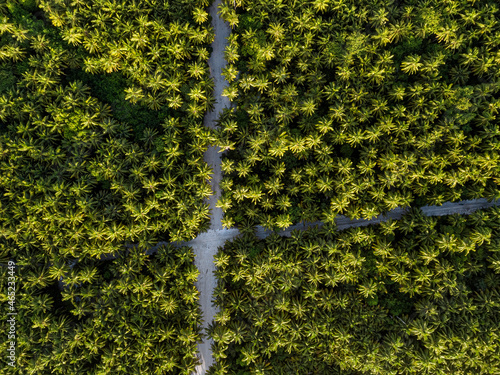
[203,0,231,232]
[184,199,500,245]
[192,0,231,373]
[254,198,500,237]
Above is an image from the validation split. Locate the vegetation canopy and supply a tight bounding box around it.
[0,0,215,264]
[217,0,500,229]
[0,244,202,374]
[209,207,500,374]
[0,0,213,372]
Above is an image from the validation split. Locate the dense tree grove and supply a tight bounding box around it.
[2,0,500,374]
[38,0,215,114]
[209,207,500,374]
[1,244,202,374]
[0,1,212,373]
[216,0,500,229]
[0,0,214,262]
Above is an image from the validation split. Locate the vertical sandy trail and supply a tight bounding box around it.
[192,0,231,373]
[203,0,231,232]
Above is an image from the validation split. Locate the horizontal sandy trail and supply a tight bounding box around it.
[184,199,500,245]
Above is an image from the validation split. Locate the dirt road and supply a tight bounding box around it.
[193,0,231,372]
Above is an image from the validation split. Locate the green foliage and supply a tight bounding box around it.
[0,2,213,371]
[210,207,500,374]
[0,0,213,264]
[0,66,16,94]
[64,70,169,140]
[38,0,215,114]
[217,0,500,229]
[6,0,38,21]
[0,244,202,374]
[238,13,262,31]
[0,0,216,371]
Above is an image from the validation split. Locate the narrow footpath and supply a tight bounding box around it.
[192,0,231,373]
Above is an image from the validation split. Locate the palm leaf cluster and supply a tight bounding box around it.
[39,0,215,114]
[216,0,500,229]
[0,2,213,264]
[0,3,211,372]
[209,207,500,374]
[0,244,202,374]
